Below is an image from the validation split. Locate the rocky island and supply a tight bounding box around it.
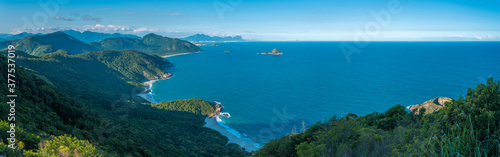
[261,48,283,55]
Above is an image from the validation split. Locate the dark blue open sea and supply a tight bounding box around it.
[151,42,500,146]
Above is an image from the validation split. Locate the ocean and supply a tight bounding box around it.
[151,41,500,146]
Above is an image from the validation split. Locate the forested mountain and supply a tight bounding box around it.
[0,32,39,41]
[0,40,19,49]
[181,34,244,42]
[1,32,201,57]
[14,32,98,55]
[0,50,249,156]
[254,78,500,157]
[78,50,174,82]
[90,33,201,56]
[0,31,139,43]
[151,99,216,116]
[62,30,141,43]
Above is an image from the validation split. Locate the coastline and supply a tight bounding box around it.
[204,117,260,152]
[137,78,261,152]
[161,51,201,58]
[136,52,260,152]
[136,79,160,103]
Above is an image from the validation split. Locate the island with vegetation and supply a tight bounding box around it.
[261,48,283,55]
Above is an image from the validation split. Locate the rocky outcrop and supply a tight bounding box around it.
[261,48,283,55]
[210,101,224,117]
[408,97,452,115]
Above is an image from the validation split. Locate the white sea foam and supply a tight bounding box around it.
[147,93,159,103]
[406,105,413,110]
[216,115,242,138]
[214,115,262,149]
[219,112,231,118]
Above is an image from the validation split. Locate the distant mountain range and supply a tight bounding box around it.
[0,31,140,43]
[181,34,244,43]
[0,45,249,156]
[62,30,141,43]
[1,31,200,56]
[0,32,41,41]
[91,33,201,56]
[15,32,98,55]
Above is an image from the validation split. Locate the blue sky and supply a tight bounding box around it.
[0,0,499,41]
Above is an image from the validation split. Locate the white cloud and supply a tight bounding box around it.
[11,27,71,34]
[11,24,166,35]
[474,35,497,40]
[132,27,159,33]
[82,24,132,32]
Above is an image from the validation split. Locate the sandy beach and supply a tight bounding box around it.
[162,51,200,58]
[204,117,260,152]
[137,93,158,103]
[136,80,160,103]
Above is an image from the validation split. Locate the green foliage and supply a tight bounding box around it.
[1,50,250,156]
[296,142,322,157]
[440,78,500,139]
[14,32,98,55]
[38,134,105,157]
[151,99,216,116]
[78,49,173,82]
[62,30,141,43]
[6,31,200,56]
[255,78,500,157]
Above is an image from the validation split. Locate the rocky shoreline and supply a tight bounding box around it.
[210,101,224,117]
[141,73,173,93]
[407,97,452,115]
[137,72,173,103]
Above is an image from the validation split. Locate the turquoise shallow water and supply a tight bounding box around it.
[152,42,500,145]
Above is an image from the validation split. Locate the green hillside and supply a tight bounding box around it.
[91,33,202,56]
[78,50,174,82]
[62,30,141,43]
[3,32,201,57]
[0,50,249,156]
[14,32,98,55]
[151,99,216,116]
[0,54,105,156]
[254,78,500,157]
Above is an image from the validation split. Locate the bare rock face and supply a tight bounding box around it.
[409,97,452,115]
[210,101,224,117]
[161,73,173,79]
